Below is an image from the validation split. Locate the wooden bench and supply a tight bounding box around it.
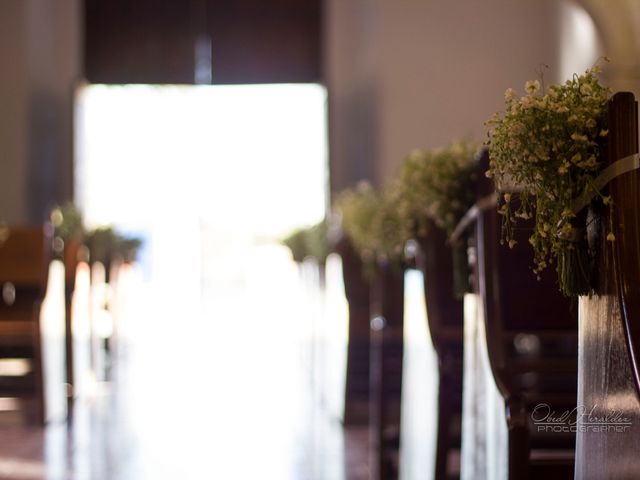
[462,150,579,479]
[62,237,84,411]
[337,237,405,479]
[416,226,464,480]
[337,236,372,426]
[575,92,640,478]
[369,261,404,480]
[0,226,50,424]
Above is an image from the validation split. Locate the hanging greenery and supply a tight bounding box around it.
[84,227,143,264]
[335,181,408,267]
[282,220,329,264]
[394,140,479,296]
[485,62,612,296]
[395,140,479,238]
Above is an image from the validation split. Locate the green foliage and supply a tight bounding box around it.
[282,220,329,263]
[84,227,118,265]
[282,229,308,263]
[116,237,143,263]
[335,182,407,265]
[486,62,612,296]
[85,227,143,264]
[305,221,330,262]
[394,140,479,239]
[393,140,479,296]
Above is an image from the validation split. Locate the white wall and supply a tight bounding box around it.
[0,2,29,223]
[579,0,640,96]
[325,0,579,188]
[324,0,384,193]
[0,0,81,224]
[559,1,604,82]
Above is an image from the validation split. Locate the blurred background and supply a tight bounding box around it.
[0,0,639,479]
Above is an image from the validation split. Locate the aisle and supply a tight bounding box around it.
[89,244,346,479]
[0,246,354,480]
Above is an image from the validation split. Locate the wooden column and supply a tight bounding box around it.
[369,261,404,480]
[338,238,372,426]
[417,227,464,480]
[463,150,578,479]
[575,92,640,478]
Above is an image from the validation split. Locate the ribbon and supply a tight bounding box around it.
[554,153,640,240]
[570,153,640,215]
[449,153,640,244]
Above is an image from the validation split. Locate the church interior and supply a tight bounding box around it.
[1,1,640,479]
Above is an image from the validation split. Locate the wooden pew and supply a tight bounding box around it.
[70,259,92,402]
[63,237,83,411]
[90,261,109,383]
[575,92,640,478]
[463,150,578,479]
[416,227,464,480]
[0,226,50,424]
[369,261,404,480]
[336,236,372,426]
[337,236,404,478]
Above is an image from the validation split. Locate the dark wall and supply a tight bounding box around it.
[84,0,322,84]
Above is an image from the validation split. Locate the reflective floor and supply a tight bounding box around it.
[0,248,439,480]
[0,248,359,480]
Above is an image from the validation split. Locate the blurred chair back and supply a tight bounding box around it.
[336,236,372,426]
[469,149,578,479]
[416,226,464,480]
[0,226,50,424]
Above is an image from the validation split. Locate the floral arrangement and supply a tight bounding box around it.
[116,237,143,263]
[282,220,329,263]
[486,63,611,296]
[49,204,142,264]
[84,227,143,264]
[335,181,408,266]
[395,140,479,238]
[394,140,479,296]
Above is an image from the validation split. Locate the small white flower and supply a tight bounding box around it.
[525,80,540,94]
[607,232,616,242]
[571,132,588,142]
[504,88,517,101]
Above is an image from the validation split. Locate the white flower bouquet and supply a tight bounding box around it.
[394,140,479,296]
[335,181,408,268]
[486,63,612,296]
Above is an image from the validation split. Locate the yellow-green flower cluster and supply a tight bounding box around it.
[394,140,479,238]
[282,220,329,263]
[335,181,408,264]
[336,140,478,268]
[486,64,611,293]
